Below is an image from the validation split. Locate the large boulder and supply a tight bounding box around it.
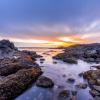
[36,76,54,88]
[0,67,42,100]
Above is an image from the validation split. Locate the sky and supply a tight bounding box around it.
[0,0,100,47]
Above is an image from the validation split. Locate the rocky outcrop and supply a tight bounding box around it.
[0,40,43,99]
[83,70,100,98]
[0,40,17,59]
[53,43,100,63]
[0,67,42,100]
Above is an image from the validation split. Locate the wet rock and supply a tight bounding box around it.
[0,67,42,100]
[62,74,66,77]
[83,69,100,98]
[40,58,45,61]
[63,58,77,64]
[92,85,100,92]
[21,50,42,58]
[67,78,75,83]
[71,90,77,96]
[58,90,70,98]
[0,62,34,76]
[53,61,57,64]
[53,43,100,63]
[89,89,100,97]
[78,72,83,77]
[0,39,17,51]
[75,83,87,89]
[88,79,96,85]
[36,76,54,88]
[40,61,44,64]
[58,85,65,89]
[83,70,93,79]
[91,65,100,69]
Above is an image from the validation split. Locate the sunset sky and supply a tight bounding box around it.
[0,0,100,47]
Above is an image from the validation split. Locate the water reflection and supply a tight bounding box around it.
[16,48,98,100]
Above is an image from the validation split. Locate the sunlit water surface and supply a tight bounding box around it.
[16,48,99,100]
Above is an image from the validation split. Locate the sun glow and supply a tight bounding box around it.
[0,32,99,47]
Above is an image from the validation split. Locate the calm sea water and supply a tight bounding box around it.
[16,48,98,100]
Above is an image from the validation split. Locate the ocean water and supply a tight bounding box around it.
[16,48,98,100]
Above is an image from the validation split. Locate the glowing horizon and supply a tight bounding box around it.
[0,32,99,47]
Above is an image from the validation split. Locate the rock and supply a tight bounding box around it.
[22,50,42,59]
[62,74,66,77]
[0,67,42,100]
[71,90,77,96]
[67,78,75,83]
[40,58,45,61]
[89,89,100,97]
[96,79,100,86]
[88,79,96,85]
[83,70,93,79]
[53,61,57,64]
[91,65,100,69]
[0,62,35,76]
[53,43,100,63]
[58,90,70,98]
[40,61,44,64]
[92,85,100,92]
[75,83,87,89]
[63,58,77,64]
[0,39,17,51]
[78,72,83,77]
[83,69,100,99]
[36,76,54,88]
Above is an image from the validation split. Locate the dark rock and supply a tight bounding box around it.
[83,69,100,99]
[40,58,45,61]
[89,89,100,97]
[36,76,54,88]
[53,43,100,63]
[62,74,66,77]
[92,85,100,92]
[63,58,77,64]
[22,50,42,58]
[53,61,57,64]
[75,83,87,89]
[40,61,44,64]
[88,79,96,85]
[78,72,83,77]
[0,67,42,100]
[71,90,77,96]
[91,65,100,69]
[0,62,34,76]
[67,78,75,83]
[58,90,70,98]
[0,39,17,51]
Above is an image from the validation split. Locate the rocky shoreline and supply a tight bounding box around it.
[53,43,100,99]
[0,40,43,100]
[53,43,100,64]
[83,67,100,99]
[0,40,100,100]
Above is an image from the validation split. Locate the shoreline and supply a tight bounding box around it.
[0,40,100,100]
